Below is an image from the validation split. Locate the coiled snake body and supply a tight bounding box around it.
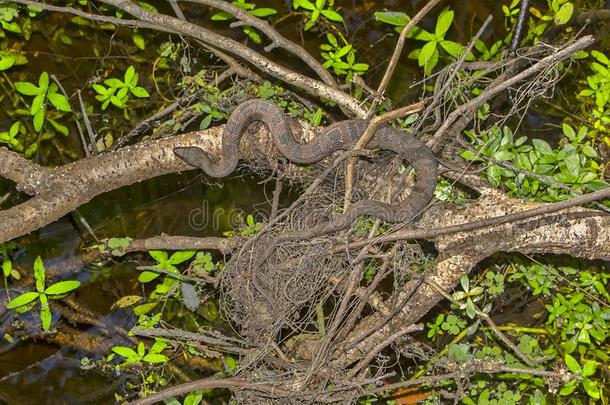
[174,99,437,238]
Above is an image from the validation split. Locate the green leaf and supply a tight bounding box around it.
[211,11,232,20]
[0,56,15,70]
[564,354,581,373]
[15,81,40,96]
[554,2,573,25]
[104,78,123,88]
[31,93,45,116]
[440,40,466,59]
[494,150,514,161]
[149,250,168,263]
[435,8,454,38]
[2,257,11,277]
[130,86,149,98]
[38,72,49,92]
[374,11,409,27]
[248,7,276,17]
[48,118,69,136]
[138,271,160,283]
[33,256,45,293]
[6,291,39,309]
[124,66,136,86]
[112,346,139,359]
[168,250,196,265]
[132,33,146,50]
[33,109,45,132]
[39,294,51,331]
[583,379,601,399]
[293,0,315,11]
[47,93,71,112]
[532,139,552,154]
[335,44,352,58]
[45,280,80,295]
[582,360,598,377]
[320,9,343,22]
[418,41,437,67]
[142,353,168,363]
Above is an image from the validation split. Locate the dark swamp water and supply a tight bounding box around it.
[0,0,606,403]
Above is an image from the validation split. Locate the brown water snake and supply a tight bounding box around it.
[174,99,437,238]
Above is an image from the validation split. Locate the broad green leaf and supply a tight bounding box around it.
[564,354,581,373]
[45,280,80,295]
[33,256,45,293]
[0,56,15,70]
[352,63,369,72]
[582,360,598,377]
[435,8,454,38]
[33,109,45,132]
[168,250,196,264]
[149,250,168,263]
[439,40,464,59]
[374,11,409,27]
[335,44,352,58]
[554,2,573,25]
[320,9,343,22]
[104,78,123,88]
[494,150,514,161]
[6,291,39,309]
[582,379,600,399]
[591,50,610,66]
[124,66,136,86]
[48,118,69,136]
[532,139,552,154]
[132,33,145,50]
[293,0,315,11]
[249,8,277,17]
[30,93,45,115]
[184,391,203,405]
[2,257,11,277]
[38,72,49,92]
[211,11,232,20]
[15,81,39,96]
[143,353,168,363]
[137,342,145,357]
[130,86,149,98]
[418,41,437,67]
[112,346,139,359]
[48,93,71,112]
[138,271,160,283]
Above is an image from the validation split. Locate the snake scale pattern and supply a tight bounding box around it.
[174,99,437,238]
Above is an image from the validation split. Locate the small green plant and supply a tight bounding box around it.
[452,275,484,319]
[138,250,196,287]
[223,214,261,237]
[292,0,343,31]
[529,0,574,38]
[460,124,606,200]
[110,339,168,368]
[377,8,471,75]
[319,33,368,82]
[560,354,600,399]
[92,65,150,110]
[15,71,72,132]
[5,256,80,331]
[1,242,19,283]
[211,0,277,44]
[578,50,610,135]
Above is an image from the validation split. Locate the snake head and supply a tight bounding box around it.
[173,146,210,169]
